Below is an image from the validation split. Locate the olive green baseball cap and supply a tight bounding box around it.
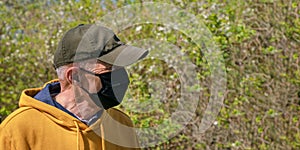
[53,24,148,69]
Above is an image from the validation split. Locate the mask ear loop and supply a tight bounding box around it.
[77,67,107,92]
[78,67,97,75]
[73,68,105,109]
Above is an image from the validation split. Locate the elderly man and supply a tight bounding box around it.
[0,24,148,150]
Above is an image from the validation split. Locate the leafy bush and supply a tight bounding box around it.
[1,0,299,149]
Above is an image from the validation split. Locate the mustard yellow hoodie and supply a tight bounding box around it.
[0,80,140,150]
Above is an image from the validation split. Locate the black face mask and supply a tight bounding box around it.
[79,68,130,109]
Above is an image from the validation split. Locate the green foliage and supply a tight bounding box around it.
[1,0,300,149]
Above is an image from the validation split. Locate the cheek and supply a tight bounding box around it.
[87,77,102,93]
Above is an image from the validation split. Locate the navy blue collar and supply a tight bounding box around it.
[33,82,78,119]
[33,82,103,125]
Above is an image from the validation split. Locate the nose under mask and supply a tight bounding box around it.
[79,68,130,109]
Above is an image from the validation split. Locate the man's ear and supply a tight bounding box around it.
[65,67,79,85]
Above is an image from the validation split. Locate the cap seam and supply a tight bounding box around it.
[101,34,119,56]
[101,27,116,48]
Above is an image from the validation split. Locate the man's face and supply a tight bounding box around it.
[71,59,113,120]
[71,58,129,120]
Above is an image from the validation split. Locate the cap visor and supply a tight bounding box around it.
[98,45,148,66]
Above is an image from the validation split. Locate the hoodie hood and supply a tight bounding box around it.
[19,79,92,131]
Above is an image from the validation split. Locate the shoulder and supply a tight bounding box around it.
[106,108,134,127]
[0,107,49,149]
[0,107,42,128]
[106,108,131,120]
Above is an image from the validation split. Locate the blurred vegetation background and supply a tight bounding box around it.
[0,0,299,149]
